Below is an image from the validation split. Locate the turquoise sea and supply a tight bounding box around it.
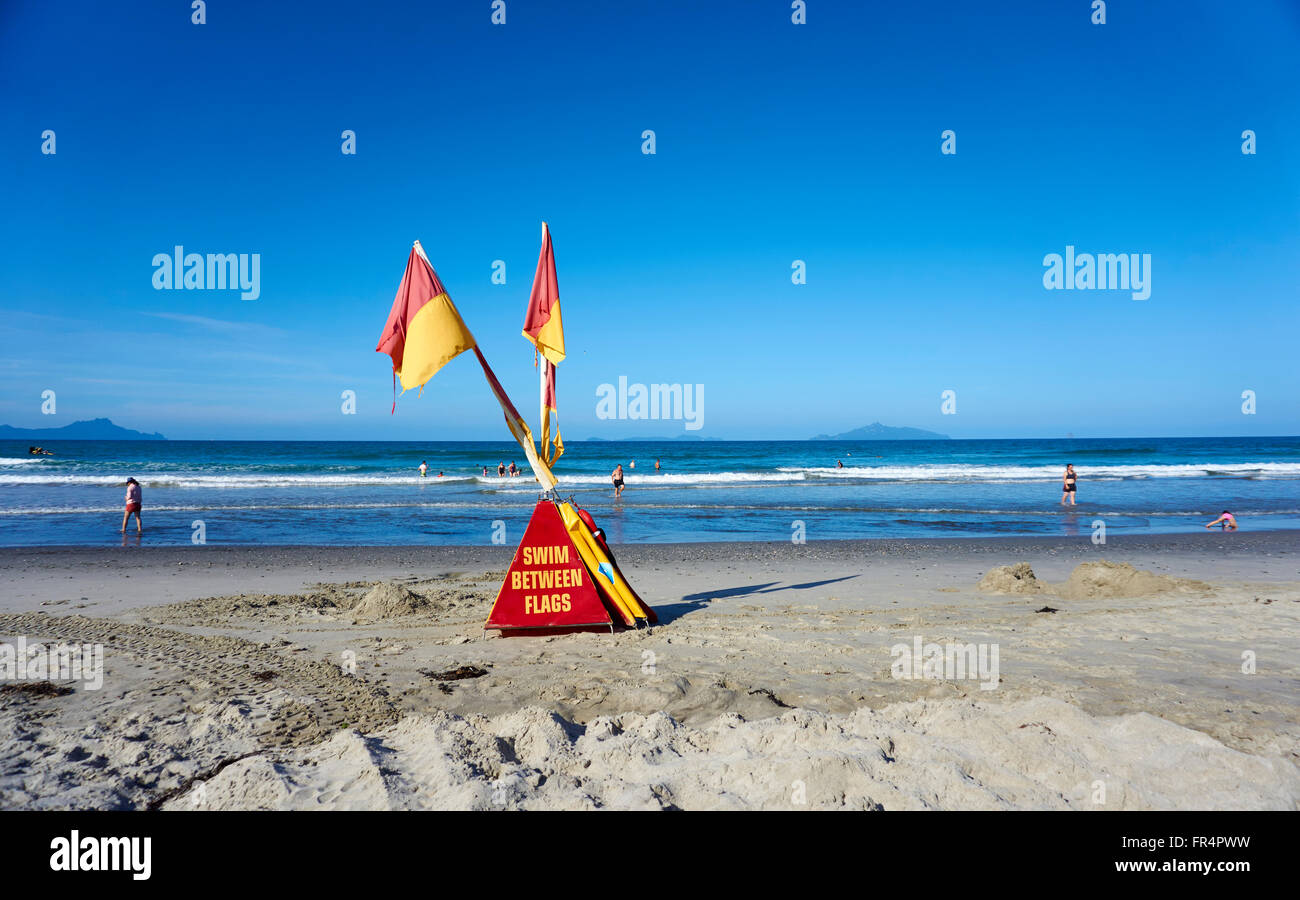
[2,437,1298,546]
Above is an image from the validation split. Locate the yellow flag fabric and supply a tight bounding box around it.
[398,292,477,391]
[530,299,565,365]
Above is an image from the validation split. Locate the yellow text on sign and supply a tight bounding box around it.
[524,593,572,615]
[510,566,584,591]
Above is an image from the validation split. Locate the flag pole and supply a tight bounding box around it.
[539,355,549,497]
[538,224,547,477]
[538,223,550,497]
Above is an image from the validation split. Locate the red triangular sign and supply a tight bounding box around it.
[485,501,614,633]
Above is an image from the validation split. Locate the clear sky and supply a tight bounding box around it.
[1,0,1297,440]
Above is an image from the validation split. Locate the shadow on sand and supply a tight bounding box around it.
[653,575,859,625]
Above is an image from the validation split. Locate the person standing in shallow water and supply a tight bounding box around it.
[1060,464,1077,506]
[120,477,143,534]
[612,463,625,499]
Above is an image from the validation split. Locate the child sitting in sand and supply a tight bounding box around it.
[1205,511,1237,530]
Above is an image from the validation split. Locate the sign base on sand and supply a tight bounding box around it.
[485,501,614,633]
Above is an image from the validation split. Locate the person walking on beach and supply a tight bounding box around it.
[1205,511,1238,530]
[418,460,428,478]
[120,477,143,534]
[1060,464,1078,505]
[612,463,625,499]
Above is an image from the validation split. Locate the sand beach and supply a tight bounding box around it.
[2,532,1296,810]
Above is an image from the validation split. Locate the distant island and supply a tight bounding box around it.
[811,422,950,440]
[0,418,167,440]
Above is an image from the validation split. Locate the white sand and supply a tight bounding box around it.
[1,536,1297,810]
[163,697,1300,811]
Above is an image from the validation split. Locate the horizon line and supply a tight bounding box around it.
[5,435,1298,443]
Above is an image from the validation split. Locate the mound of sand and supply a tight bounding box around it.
[977,563,1044,594]
[167,697,1300,811]
[977,560,1213,600]
[1059,561,1211,600]
[352,582,432,619]
[349,581,493,620]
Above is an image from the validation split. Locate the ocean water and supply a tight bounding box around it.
[1,437,1298,547]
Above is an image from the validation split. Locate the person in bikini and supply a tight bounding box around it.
[612,463,625,499]
[1205,511,1238,530]
[1060,464,1077,505]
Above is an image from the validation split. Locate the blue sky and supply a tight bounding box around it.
[1,0,1297,440]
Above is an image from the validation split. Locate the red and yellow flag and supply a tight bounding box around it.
[523,223,565,466]
[377,241,556,490]
[376,242,474,392]
[522,222,565,365]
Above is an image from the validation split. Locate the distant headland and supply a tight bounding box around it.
[811,422,950,440]
[0,418,167,440]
